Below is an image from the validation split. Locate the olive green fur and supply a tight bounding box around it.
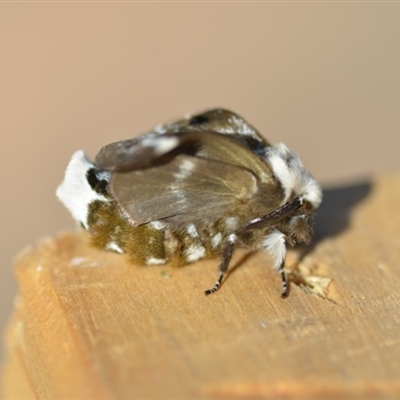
[86,196,314,269]
[87,200,224,267]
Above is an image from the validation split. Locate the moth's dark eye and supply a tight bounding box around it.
[86,168,108,196]
[189,114,209,126]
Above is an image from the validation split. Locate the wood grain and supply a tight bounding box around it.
[2,174,400,399]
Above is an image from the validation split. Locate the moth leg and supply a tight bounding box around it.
[262,230,289,298]
[278,259,289,299]
[205,234,236,296]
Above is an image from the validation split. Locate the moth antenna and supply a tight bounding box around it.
[205,234,236,296]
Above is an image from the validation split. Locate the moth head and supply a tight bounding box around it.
[285,214,314,246]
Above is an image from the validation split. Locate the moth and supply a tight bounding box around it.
[57,109,322,297]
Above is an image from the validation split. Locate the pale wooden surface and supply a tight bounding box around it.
[2,174,400,399]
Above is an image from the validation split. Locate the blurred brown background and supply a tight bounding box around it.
[1,3,399,360]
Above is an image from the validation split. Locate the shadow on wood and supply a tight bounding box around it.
[314,180,371,242]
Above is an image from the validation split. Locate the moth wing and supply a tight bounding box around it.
[151,108,271,147]
[95,130,276,185]
[109,155,259,226]
[155,108,275,161]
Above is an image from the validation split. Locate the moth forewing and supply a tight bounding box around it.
[96,130,275,185]
[149,108,271,148]
[109,154,259,227]
[94,135,181,172]
[57,108,322,298]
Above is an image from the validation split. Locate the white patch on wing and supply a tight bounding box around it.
[229,116,259,138]
[213,114,259,139]
[146,257,166,265]
[265,143,322,208]
[142,136,179,155]
[262,230,286,270]
[173,159,196,181]
[211,232,222,249]
[56,150,108,229]
[105,242,124,254]
[185,244,206,262]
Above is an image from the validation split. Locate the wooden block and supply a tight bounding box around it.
[2,174,400,399]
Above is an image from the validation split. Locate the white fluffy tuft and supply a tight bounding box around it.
[211,232,222,249]
[185,243,206,262]
[56,150,108,229]
[149,221,166,230]
[262,230,286,270]
[265,143,322,208]
[105,242,124,254]
[224,217,238,231]
[146,257,166,265]
[186,223,199,238]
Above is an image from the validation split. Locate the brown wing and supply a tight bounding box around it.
[95,130,275,185]
[109,155,259,226]
[95,109,284,227]
[150,108,271,147]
